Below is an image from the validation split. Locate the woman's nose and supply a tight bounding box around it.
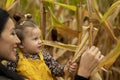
[15,35,21,44]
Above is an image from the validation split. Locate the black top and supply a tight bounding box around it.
[0,63,24,80]
[75,75,89,80]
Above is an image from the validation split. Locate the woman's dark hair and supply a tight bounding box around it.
[0,8,9,36]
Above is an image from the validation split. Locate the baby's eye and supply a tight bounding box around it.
[34,37,39,40]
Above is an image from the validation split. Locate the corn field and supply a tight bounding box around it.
[0,0,120,80]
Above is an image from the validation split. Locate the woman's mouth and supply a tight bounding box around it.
[12,48,17,55]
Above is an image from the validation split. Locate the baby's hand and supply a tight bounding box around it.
[69,62,77,74]
[65,60,77,75]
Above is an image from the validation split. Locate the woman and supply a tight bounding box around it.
[0,8,24,80]
[0,8,103,80]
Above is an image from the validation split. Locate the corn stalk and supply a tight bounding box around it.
[40,0,46,39]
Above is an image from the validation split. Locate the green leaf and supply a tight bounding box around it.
[104,40,120,68]
[101,1,120,23]
[34,10,40,26]
[5,0,14,9]
[48,7,63,25]
[44,0,76,11]
[20,0,29,11]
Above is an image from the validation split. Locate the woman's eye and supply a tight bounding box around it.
[11,32,16,35]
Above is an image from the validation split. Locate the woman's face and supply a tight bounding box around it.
[0,18,20,61]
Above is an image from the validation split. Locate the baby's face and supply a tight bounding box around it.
[21,27,42,54]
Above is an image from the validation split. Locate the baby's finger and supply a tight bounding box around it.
[69,68,76,73]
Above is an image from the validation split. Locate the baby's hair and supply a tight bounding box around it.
[15,14,38,41]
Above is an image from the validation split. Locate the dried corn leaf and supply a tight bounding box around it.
[72,26,98,62]
[73,27,89,58]
[97,40,120,71]
[55,25,79,37]
[42,40,77,51]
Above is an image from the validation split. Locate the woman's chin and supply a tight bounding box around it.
[9,51,17,61]
[8,56,17,61]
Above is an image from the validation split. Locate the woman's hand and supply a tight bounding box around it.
[77,46,104,78]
